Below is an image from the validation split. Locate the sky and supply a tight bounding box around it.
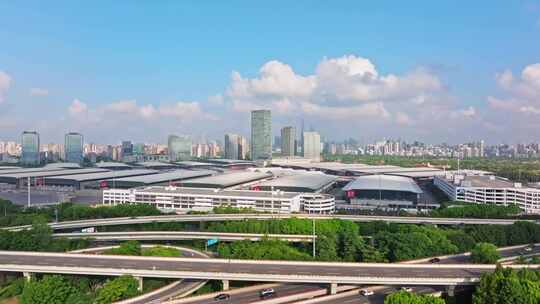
[1,1,540,145]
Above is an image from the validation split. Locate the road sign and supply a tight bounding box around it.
[206,238,219,246]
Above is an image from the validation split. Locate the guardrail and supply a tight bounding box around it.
[54,231,316,242]
[5,213,530,232]
[1,251,539,286]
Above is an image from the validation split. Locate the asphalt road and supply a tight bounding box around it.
[117,248,208,304]
[316,286,440,304]
[296,245,539,304]
[184,284,324,304]
[0,251,501,284]
[6,213,529,232]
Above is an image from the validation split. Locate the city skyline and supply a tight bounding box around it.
[1,2,540,144]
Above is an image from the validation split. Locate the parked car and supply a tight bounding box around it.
[401,287,413,292]
[360,289,374,296]
[214,293,230,301]
[259,288,276,298]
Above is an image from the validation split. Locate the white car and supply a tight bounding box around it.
[525,247,533,252]
[360,289,374,296]
[401,287,413,292]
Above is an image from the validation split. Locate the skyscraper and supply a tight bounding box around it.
[250,110,272,161]
[168,135,192,161]
[303,131,321,161]
[133,143,145,155]
[64,132,84,164]
[121,141,133,157]
[239,136,249,160]
[21,131,40,165]
[224,134,240,160]
[281,126,296,157]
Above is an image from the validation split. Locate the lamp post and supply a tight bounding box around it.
[312,218,316,258]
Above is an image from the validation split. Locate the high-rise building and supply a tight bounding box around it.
[303,131,321,161]
[64,132,84,164]
[121,141,133,158]
[281,126,296,157]
[168,135,192,161]
[250,109,272,161]
[21,131,40,165]
[239,136,249,160]
[133,143,145,155]
[224,134,240,159]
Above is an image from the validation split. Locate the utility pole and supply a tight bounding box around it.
[27,176,31,208]
[271,186,274,215]
[312,218,316,258]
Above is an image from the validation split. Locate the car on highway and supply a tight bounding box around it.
[214,293,230,301]
[259,288,276,298]
[429,257,441,263]
[360,289,374,296]
[525,246,533,252]
[401,287,413,292]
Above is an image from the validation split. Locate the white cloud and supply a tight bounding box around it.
[208,94,224,105]
[225,54,459,128]
[159,102,217,121]
[68,99,88,116]
[68,98,215,124]
[29,87,49,97]
[0,71,12,103]
[488,63,540,113]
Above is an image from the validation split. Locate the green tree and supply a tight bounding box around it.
[105,240,142,256]
[473,267,540,304]
[95,275,139,304]
[142,246,181,257]
[20,275,83,304]
[385,291,445,304]
[470,243,501,264]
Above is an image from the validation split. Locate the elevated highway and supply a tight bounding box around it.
[53,231,316,242]
[0,251,538,286]
[5,213,532,231]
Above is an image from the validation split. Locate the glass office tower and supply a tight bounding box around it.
[250,109,272,161]
[281,126,296,157]
[21,131,40,165]
[168,135,192,161]
[64,132,84,164]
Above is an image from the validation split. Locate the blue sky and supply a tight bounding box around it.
[1,1,540,144]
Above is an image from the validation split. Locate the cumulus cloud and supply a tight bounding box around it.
[225,54,463,130]
[29,87,49,97]
[68,99,88,116]
[0,71,12,103]
[488,63,540,115]
[68,98,215,124]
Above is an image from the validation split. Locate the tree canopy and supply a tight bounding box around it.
[470,243,501,264]
[384,291,445,304]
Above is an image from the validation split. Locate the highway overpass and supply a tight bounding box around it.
[53,231,316,242]
[0,251,538,286]
[5,213,532,231]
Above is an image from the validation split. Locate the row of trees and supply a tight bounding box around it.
[473,267,540,303]
[206,218,540,263]
[0,218,90,252]
[0,200,161,227]
[430,203,522,219]
[18,274,139,304]
[104,241,183,257]
[384,291,445,304]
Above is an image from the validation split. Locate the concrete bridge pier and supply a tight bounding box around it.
[23,272,33,282]
[446,285,456,297]
[222,280,230,291]
[329,283,338,295]
[135,276,143,291]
